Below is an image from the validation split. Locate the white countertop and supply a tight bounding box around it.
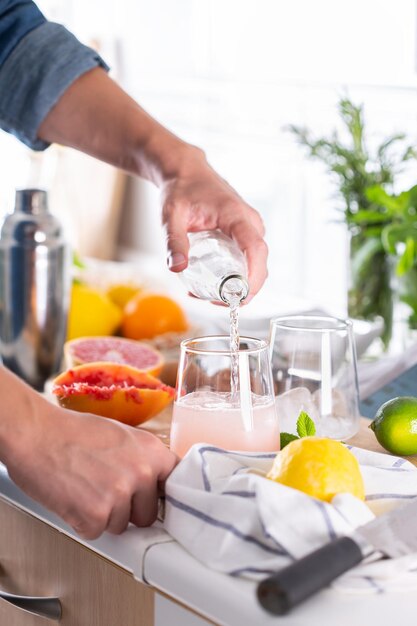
[1,463,417,625]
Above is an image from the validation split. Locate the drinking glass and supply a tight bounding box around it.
[269,316,359,440]
[170,335,279,457]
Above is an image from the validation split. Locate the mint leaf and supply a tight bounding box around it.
[296,411,316,437]
[280,432,299,449]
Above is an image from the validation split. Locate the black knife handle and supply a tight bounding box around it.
[257,536,364,615]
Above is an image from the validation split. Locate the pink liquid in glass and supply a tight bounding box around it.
[170,391,279,458]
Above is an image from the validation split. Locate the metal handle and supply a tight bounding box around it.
[0,589,62,621]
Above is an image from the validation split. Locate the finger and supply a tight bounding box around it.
[253,212,266,238]
[229,220,268,301]
[151,444,178,500]
[132,430,179,481]
[127,428,177,527]
[106,497,132,535]
[163,201,190,272]
[64,504,110,540]
[156,447,179,485]
[130,483,159,527]
[72,521,103,540]
[247,206,266,238]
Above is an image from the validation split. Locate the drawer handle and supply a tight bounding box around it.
[0,589,62,621]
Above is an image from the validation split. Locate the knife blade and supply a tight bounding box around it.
[257,496,417,616]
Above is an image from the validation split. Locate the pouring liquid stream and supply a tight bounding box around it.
[223,280,253,431]
[223,281,242,404]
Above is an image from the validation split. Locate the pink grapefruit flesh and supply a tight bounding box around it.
[64,336,163,377]
[53,362,174,426]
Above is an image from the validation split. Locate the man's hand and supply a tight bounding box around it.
[37,69,268,302]
[8,405,177,539]
[161,149,268,303]
[0,367,177,540]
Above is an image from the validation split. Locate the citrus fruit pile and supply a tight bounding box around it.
[53,362,174,426]
[67,281,189,342]
[267,437,365,502]
[370,396,417,456]
[60,271,189,423]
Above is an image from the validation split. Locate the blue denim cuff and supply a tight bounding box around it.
[0,1,46,67]
[0,21,109,150]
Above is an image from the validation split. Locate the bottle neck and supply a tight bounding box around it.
[15,189,48,215]
[219,274,249,304]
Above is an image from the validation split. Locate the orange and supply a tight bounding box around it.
[121,293,188,340]
[52,362,174,426]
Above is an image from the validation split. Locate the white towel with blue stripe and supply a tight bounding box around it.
[164,444,417,593]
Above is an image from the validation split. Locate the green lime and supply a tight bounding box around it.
[370,396,417,456]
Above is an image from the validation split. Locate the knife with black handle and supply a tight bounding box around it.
[257,496,417,615]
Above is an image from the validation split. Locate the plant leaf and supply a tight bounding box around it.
[397,237,416,276]
[349,209,390,225]
[365,185,407,213]
[382,225,417,257]
[296,411,316,437]
[280,432,299,449]
[377,133,406,159]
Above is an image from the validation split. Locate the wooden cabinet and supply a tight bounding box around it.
[0,498,154,626]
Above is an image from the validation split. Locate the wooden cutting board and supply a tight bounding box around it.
[349,418,417,467]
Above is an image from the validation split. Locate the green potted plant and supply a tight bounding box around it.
[365,184,417,331]
[289,97,416,347]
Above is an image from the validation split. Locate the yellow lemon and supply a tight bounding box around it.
[106,283,142,310]
[267,437,365,502]
[67,283,123,340]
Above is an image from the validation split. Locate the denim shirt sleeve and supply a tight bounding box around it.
[0,1,46,66]
[0,20,109,151]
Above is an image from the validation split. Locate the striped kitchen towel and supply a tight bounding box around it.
[164,445,417,593]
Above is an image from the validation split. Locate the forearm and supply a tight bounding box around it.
[37,67,204,186]
[0,366,43,466]
[36,43,267,295]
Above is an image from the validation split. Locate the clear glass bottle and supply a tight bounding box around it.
[180,230,249,304]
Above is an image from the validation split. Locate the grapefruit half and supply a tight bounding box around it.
[64,336,163,377]
[53,362,174,426]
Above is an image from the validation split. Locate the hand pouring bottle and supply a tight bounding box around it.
[0,189,70,390]
[180,230,249,304]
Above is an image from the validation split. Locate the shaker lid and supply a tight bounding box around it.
[15,189,48,214]
[0,188,64,245]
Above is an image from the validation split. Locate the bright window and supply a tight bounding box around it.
[1,0,417,314]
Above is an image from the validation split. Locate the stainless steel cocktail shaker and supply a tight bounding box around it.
[0,189,70,390]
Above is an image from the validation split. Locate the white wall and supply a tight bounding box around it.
[2,0,417,314]
[115,0,417,314]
